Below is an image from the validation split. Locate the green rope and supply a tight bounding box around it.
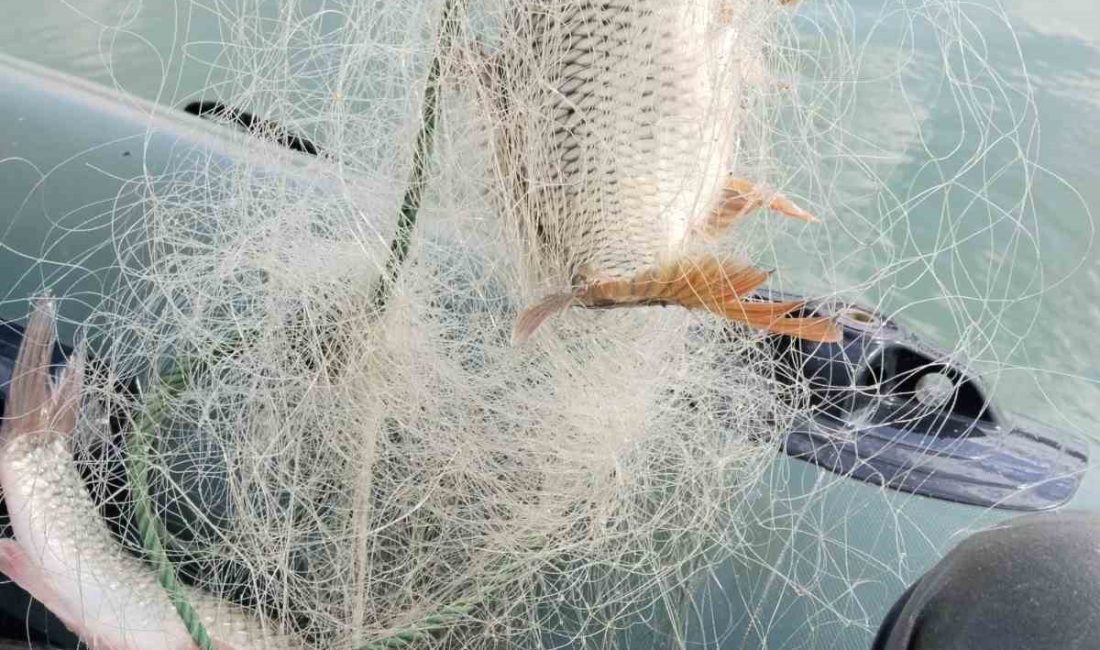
[129,364,477,650]
[358,3,480,639]
[353,534,549,648]
[369,0,464,311]
[356,601,474,650]
[127,367,217,650]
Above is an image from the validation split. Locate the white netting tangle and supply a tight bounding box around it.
[101,3,809,646]
[0,0,1061,648]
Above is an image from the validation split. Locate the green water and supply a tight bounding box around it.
[0,0,1097,431]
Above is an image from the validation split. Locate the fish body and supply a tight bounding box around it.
[0,300,307,650]
[493,0,739,277]
[484,0,840,342]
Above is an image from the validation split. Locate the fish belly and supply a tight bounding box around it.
[515,0,740,280]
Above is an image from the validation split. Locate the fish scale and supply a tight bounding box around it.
[495,0,746,282]
[491,1,842,344]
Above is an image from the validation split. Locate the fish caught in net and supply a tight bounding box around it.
[0,0,1071,648]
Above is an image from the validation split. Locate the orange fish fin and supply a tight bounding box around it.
[579,258,769,313]
[766,316,844,343]
[673,259,770,310]
[724,299,804,323]
[701,177,817,238]
[518,259,839,344]
[725,299,843,342]
[765,192,816,222]
[513,292,577,344]
[711,263,771,305]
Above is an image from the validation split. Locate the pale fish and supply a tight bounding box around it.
[479,0,840,343]
[0,298,309,650]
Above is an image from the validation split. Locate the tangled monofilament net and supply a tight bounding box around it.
[80,2,807,647]
[29,0,1056,648]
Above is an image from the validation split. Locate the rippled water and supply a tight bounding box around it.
[0,0,1096,430]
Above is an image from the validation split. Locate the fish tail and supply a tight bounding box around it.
[1,298,83,445]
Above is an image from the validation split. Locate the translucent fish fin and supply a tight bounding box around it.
[51,338,86,439]
[1,298,58,444]
[513,293,577,344]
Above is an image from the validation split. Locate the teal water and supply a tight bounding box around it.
[0,0,1097,431]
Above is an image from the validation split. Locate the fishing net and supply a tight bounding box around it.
[1,0,1089,648]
